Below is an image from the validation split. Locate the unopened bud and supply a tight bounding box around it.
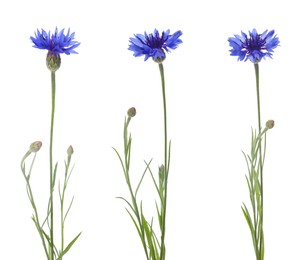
[67,145,74,156]
[158,164,165,177]
[127,107,136,118]
[29,141,42,153]
[159,164,164,173]
[266,120,275,129]
[46,52,61,72]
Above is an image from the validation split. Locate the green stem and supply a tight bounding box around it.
[159,62,168,260]
[60,180,66,259]
[59,160,69,260]
[49,71,56,260]
[254,63,261,133]
[123,119,149,260]
[21,154,49,259]
[254,62,264,260]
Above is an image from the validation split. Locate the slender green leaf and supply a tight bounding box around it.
[241,203,257,251]
[112,147,127,175]
[64,196,74,221]
[125,208,144,245]
[135,159,153,198]
[61,232,82,256]
[145,162,161,199]
[52,162,58,189]
[116,196,136,215]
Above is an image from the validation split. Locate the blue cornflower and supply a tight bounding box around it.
[30,27,80,56]
[228,29,279,63]
[128,29,182,62]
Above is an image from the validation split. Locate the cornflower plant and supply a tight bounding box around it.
[114,29,182,260]
[228,29,279,260]
[20,28,81,260]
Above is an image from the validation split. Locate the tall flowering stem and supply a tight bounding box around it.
[254,63,265,260]
[115,29,181,260]
[20,27,81,260]
[254,63,261,132]
[49,70,56,260]
[158,62,169,259]
[228,29,279,260]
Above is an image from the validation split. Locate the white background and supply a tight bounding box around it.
[1,0,302,259]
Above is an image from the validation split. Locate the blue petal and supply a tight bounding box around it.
[128,29,182,61]
[30,27,80,55]
[228,28,279,62]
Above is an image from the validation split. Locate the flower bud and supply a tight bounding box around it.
[159,164,164,173]
[46,52,61,72]
[158,164,165,177]
[67,145,74,156]
[29,141,42,153]
[266,120,275,129]
[127,107,136,118]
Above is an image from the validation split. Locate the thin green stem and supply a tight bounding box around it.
[123,119,149,260]
[158,64,168,177]
[59,159,69,260]
[254,62,264,260]
[60,203,64,260]
[254,63,261,133]
[21,154,50,259]
[249,155,258,253]
[60,178,66,259]
[49,71,56,260]
[159,62,168,260]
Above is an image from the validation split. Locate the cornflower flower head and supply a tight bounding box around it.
[31,27,80,71]
[128,29,182,62]
[31,27,80,56]
[228,29,279,63]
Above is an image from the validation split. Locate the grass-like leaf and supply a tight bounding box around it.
[58,232,81,258]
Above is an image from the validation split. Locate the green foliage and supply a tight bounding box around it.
[242,127,270,260]
[114,114,170,260]
[115,63,170,260]
[21,146,81,260]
